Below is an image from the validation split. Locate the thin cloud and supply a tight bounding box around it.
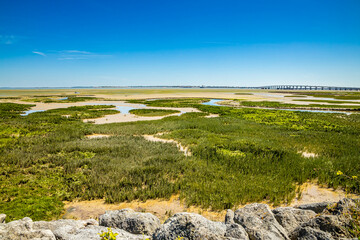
[61,50,91,54]
[58,57,87,60]
[56,49,111,60]
[0,35,16,45]
[32,51,46,57]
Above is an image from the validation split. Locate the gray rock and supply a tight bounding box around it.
[234,203,290,240]
[272,207,316,234]
[0,217,56,240]
[296,202,334,213]
[300,214,349,238]
[152,212,228,240]
[324,198,359,217]
[225,209,235,224]
[54,225,149,240]
[33,218,98,232]
[99,208,160,235]
[0,214,5,224]
[225,223,249,239]
[291,226,334,240]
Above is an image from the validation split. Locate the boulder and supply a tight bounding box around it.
[33,218,98,232]
[0,217,56,240]
[296,202,333,214]
[225,223,249,240]
[272,207,316,234]
[53,225,149,240]
[99,208,160,235]
[324,198,359,217]
[152,212,231,240]
[0,214,5,224]
[291,226,334,240]
[234,203,290,240]
[298,214,349,239]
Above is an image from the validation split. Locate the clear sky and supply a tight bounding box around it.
[1,0,359,87]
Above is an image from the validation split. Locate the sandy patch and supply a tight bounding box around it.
[62,183,358,222]
[85,134,112,139]
[300,151,317,158]
[63,195,225,222]
[205,114,220,118]
[290,182,358,207]
[143,135,191,156]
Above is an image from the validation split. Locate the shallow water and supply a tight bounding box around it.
[21,110,45,116]
[202,99,224,106]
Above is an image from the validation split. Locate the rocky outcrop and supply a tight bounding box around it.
[0,198,359,240]
[152,212,249,240]
[233,203,290,240]
[272,207,316,234]
[53,225,148,240]
[99,208,160,235]
[291,226,334,240]
[0,217,56,240]
[296,202,334,213]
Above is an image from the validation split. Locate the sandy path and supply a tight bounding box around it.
[143,134,191,156]
[290,183,358,206]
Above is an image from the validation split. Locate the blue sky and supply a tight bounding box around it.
[0,0,359,87]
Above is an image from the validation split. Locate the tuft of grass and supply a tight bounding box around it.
[129,109,180,116]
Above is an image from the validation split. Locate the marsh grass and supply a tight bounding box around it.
[1,99,360,221]
[129,109,180,116]
[273,91,360,100]
[21,95,98,103]
[238,100,360,110]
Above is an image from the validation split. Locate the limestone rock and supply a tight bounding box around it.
[234,203,290,240]
[0,217,56,240]
[225,223,249,240]
[225,209,235,224]
[296,202,333,213]
[291,226,334,240]
[99,208,160,235]
[152,212,228,240]
[272,207,316,234]
[299,214,349,239]
[33,218,98,232]
[53,225,149,240]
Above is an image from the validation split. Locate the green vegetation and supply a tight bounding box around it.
[21,95,98,103]
[128,98,209,108]
[294,99,360,104]
[129,109,180,116]
[98,228,118,240]
[234,93,253,95]
[1,98,360,222]
[275,91,360,100]
[238,100,360,110]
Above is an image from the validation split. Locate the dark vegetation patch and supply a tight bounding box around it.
[1,99,360,221]
[272,91,360,100]
[294,99,360,104]
[234,93,253,95]
[129,109,180,116]
[238,100,360,110]
[127,98,208,108]
[22,95,98,103]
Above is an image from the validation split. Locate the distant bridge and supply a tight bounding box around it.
[257,85,360,91]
